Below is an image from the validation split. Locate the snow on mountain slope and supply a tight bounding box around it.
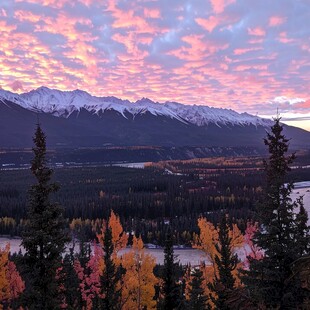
[0,87,271,127]
[164,101,270,127]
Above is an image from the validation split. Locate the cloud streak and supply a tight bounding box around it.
[0,0,309,129]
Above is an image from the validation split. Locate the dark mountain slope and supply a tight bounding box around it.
[0,98,309,149]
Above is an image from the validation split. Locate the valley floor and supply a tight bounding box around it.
[2,184,309,265]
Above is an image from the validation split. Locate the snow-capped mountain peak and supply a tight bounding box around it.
[0,87,271,127]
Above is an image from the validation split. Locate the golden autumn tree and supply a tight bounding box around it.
[193,218,219,272]
[193,217,243,272]
[0,244,10,307]
[97,210,128,259]
[97,211,128,308]
[192,217,244,307]
[121,236,158,310]
[192,218,220,308]
[0,244,25,309]
[75,211,158,309]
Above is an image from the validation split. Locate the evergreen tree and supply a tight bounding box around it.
[243,117,310,308]
[20,124,69,309]
[161,230,181,310]
[99,223,122,310]
[61,247,81,310]
[21,124,69,309]
[294,197,310,257]
[209,214,238,310]
[188,268,208,310]
[290,255,310,308]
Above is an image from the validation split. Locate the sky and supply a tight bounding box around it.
[0,0,309,131]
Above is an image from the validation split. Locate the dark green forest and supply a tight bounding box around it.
[1,153,309,245]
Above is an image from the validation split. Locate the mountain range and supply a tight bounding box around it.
[0,86,309,149]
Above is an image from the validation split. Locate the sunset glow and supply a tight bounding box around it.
[0,0,309,130]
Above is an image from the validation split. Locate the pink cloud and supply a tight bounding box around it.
[278,32,294,43]
[14,10,42,23]
[235,64,269,72]
[182,35,205,48]
[248,37,264,44]
[234,47,262,55]
[296,99,310,109]
[196,12,240,33]
[106,5,158,34]
[210,0,236,14]
[195,16,220,32]
[10,80,24,91]
[143,8,160,19]
[15,0,69,8]
[169,33,229,62]
[269,16,286,27]
[248,27,266,36]
[112,33,148,58]
[0,21,17,33]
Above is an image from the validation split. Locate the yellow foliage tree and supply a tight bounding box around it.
[0,244,10,307]
[193,218,244,269]
[0,244,25,309]
[96,210,128,304]
[229,223,244,286]
[192,217,244,306]
[97,210,128,258]
[121,236,158,310]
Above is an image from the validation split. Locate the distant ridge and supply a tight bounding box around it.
[0,87,309,149]
[0,86,271,127]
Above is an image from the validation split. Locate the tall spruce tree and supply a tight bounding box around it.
[61,247,81,309]
[99,223,122,310]
[188,268,209,310]
[21,123,69,309]
[161,230,181,310]
[209,214,238,310]
[243,117,310,308]
[294,197,310,257]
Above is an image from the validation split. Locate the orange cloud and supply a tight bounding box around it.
[14,10,42,23]
[15,0,69,9]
